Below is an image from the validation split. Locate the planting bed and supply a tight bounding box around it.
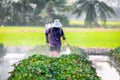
[8,46,100,80]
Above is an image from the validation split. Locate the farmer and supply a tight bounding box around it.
[45,19,66,57]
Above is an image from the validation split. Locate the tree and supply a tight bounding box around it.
[41,0,69,25]
[2,0,68,26]
[28,0,67,25]
[0,0,7,25]
[73,0,115,27]
[41,1,55,24]
[3,0,35,25]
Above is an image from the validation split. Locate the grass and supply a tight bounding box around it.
[0,27,120,48]
[66,31,120,48]
[69,20,120,27]
[0,27,45,46]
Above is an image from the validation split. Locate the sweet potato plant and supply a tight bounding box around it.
[8,46,100,80]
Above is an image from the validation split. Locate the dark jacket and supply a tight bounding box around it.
[45,27,65,47]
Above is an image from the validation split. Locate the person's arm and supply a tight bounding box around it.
[45,29,50,43]
[61,29,66,40]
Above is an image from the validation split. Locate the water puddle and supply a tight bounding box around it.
[0,53,26,80]
[89,55,120,80]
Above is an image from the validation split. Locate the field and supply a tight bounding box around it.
[69,20,120,27]
[0,27,120,48]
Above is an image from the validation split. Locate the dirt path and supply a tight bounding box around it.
[5,46,34,53]
[82,48,112,55]
[5,46,113,55]
[89,55,120,80]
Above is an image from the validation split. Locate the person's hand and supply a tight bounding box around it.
[48,43,53,46]
[46,40,49,44]
[62,36,66,40]
[48,43,51,46]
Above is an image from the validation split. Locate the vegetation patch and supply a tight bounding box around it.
[0,43,6,58]
[109,46,120,73]
[8,46,100,80]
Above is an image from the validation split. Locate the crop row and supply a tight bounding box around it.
[8,46,100,80]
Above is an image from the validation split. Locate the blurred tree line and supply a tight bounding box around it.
[0,0,115,27]
[0,0,70,26]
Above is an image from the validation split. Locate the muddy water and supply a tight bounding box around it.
[89,55,120,80]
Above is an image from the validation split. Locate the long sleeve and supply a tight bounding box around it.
[61,29,66,40]
[45,29,50,43]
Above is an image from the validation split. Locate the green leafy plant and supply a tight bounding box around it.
[8,46,100,80]
[109,46,120,74]
[0,43,6,58]
[109,46,120,64]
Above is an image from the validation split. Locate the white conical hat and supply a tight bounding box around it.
[52,19,62,28]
